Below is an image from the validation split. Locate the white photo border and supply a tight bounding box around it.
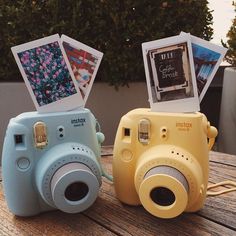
[11,34,84,113]
[181,32,227,102]
[142,34,200,113]
[61,34,103,105]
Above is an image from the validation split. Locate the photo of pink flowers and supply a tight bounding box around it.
[18,41,77,106]
[60,35,103,104]
[63,41,98,99]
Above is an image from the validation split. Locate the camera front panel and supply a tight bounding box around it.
[113,108,209,218]
[2,108,104,216]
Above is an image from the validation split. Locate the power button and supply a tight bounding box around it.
[121,149,133,162]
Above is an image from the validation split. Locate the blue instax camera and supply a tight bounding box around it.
[2,108,106,216]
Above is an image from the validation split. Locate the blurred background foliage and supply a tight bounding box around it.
[222,1,236,67]
[0,0,213,87]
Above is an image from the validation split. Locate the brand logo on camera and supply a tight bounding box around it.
[71,118,86,127]
[176,122,192,131]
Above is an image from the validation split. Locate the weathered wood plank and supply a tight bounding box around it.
[209,161,236,183]
[94,156,236,235]
[102,155,236,232]
[198,189,236,231]
[0,149,236,235]
[200,161,236,231]
[210,151,236,167]
[101,146,113,156]
[0,186,116,236]
[0,212,117,236]
[84,182,236,236]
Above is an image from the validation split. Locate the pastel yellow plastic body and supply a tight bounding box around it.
[113,108,217,219]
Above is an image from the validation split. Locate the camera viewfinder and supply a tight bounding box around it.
[124,128,130,137]
[14,134,26,149]
[14,135,23,144]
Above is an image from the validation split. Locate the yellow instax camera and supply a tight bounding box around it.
[113,108,217,219]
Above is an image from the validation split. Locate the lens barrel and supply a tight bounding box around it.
[51,162,99,213]
[138,166,189,218]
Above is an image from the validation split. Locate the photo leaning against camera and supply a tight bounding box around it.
[113,33,226,219]
[2,34,107,216]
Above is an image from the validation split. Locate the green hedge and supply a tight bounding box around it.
[0,0,213,87]
[223,2,236,67]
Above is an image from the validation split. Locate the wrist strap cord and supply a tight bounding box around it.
[207,180,236,196]
[102,168,113,182]
[207,133,236,196]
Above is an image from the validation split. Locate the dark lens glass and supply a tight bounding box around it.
[64,182,89,201]
[150,187,175,206]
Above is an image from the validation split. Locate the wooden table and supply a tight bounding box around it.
[0,147,236,235]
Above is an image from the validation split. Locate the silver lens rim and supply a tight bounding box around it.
[51,162,99,213]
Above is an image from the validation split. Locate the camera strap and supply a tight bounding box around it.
[207,180,236,196]
[101,168,113,182]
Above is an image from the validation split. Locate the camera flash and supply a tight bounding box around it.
[33,121,48,149]
[138,119,150,145]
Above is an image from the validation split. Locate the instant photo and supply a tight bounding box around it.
[11,34,83,113]
[181,32,227,101]
[61,35,103,104]
[142,35,200,112]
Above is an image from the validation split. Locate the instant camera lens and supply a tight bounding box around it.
[138,165,189,218]
[150,187,175,206]
[64,182,89,201]
[50,162,100,213]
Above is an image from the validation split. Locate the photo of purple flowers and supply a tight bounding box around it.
[18,42,77,106]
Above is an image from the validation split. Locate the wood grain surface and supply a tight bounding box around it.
[0,149,235,236]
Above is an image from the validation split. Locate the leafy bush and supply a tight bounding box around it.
[222,2,236,67]
[0,0,213,87]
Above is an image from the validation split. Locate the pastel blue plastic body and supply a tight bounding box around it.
[2,108,105,216]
